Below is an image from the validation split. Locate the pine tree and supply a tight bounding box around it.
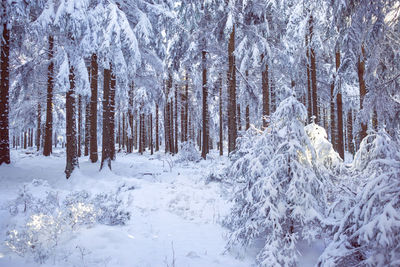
[43,36,54,156]
[89,53,98,163]
[227,25,237,154]
[100,67,111,170]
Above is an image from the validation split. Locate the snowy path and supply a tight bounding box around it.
[0,149,253,267]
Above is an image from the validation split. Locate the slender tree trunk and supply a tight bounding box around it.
[155,104,159,151]
[84,98,90,156]
[228,25,237,154]
[372,109,378,131]
[261,54,269,128]
[170,98,174,154]
[330,82,336,146]
[357,45,367,146]
[122,113,126,150]
[201,50,209,159]
[110,69,116,160]
[306,33,312,122]
[89,53,98,162]
[78,94,82,157]
[24,131,27,149]
[128,82,134,153]
[237,104,241,131]
[150,113,153,155]
[245,105,250,130]
[139,114,143,154]
[347,109,354,155]
[36,101,41,151]
[43,35,54,156]
[336,50,344,159]
[100,68,111,170]
[309,15,318,124]
[184,72,189,142]
[174,85,178,153]
[65,65,79,178]
[219,76,223,156]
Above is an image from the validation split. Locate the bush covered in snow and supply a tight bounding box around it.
[175,141,201,163]
[225,95,329,266]
[4,180,131,263]
[318,130,400,266]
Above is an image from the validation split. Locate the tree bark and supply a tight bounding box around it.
[336,50,344,159]
[84,97,90,156]
[306,33,312,122]
[201,50,208,159]
[237,104,241,131]
[330,82,336,146]
[36,100,41,151]
[357,45,367,146]
[77,94,82,157]
[150,113,153,155]
[309,16,318,124]
[65,65,79,178]
[100,67,111,170]
[110,69,116,160]
[155,104,159,151]
[347,109,354,155]
[174,85,178,153]
[184,72,189,142]
[246,105,250,130]
[227,25,237,154]
[89,53,98,162]
[128,82,134,153]
[219,75,223,156]
[261,54,269,128]
[43,35,54,156]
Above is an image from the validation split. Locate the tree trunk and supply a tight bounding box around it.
[150,113,153,155]
[184,72,189,142]
[77,94,82,157]
[237,104,241,131]
[43,35,54,156]
[110,69,116,160]
[36,101,41,151]
[201,50,208,159]
[306,33,312,122]
[227,25,237,154]
[347,109,354,155]
[336,50,344,159]
[128,82,134,153]
[261,54,269,128]
[84,97,90,156]
[330,82,336,146]
[65,65,79,178]
[89,53,98,162]
[357,45,367,146]
[100,67,111,170]
[170,98,175,154]
[155,104,159,151]
[309,16,318,124]
[246,105,250,130]
[219,75,223,156]
[174,85,178,153]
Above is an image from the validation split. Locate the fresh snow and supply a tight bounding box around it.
[0,148,254,267]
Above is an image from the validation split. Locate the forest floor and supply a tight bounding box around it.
[0,148,321,266]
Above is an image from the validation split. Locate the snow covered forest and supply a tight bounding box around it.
[0,0,399,266]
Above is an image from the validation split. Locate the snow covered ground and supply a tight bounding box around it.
[0,148,255,267]
[0,148,323,267]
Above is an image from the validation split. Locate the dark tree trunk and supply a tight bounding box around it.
[174,85,178,153]
[43,35,54,156]
[237,104,241,131]
[246,105,250,130]
[330,82,336,146]
[150,113,153,155]
[170,98,174,154]
[84,97,90,156]
[372,109,378,131]
[357,45,367,146]
[110,69,116,160]
[128,82,134,153]
[184,72,189,142]
[89,53,98,162]
[122,113,126,150]
[65,65,79,179]
[306,33,312,122]
[309,16,318,124]
[219,75,223,156]
[261,54,269,128]
[37,101,41,151]
[24,131,27,149]
[100,68,111,170]
[347,109,354,155]
[77,94,82,157]
[227,25,237,154]
[139,114,143,154]
[201,50,209,159]
[155,104,159,151]
[336,50,344,159]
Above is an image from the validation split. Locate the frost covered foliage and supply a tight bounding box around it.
[319,130,400,266]
[225,95,327,266]
[5,180,131,263]
[175,141,201,163]
[305,123,342,170]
